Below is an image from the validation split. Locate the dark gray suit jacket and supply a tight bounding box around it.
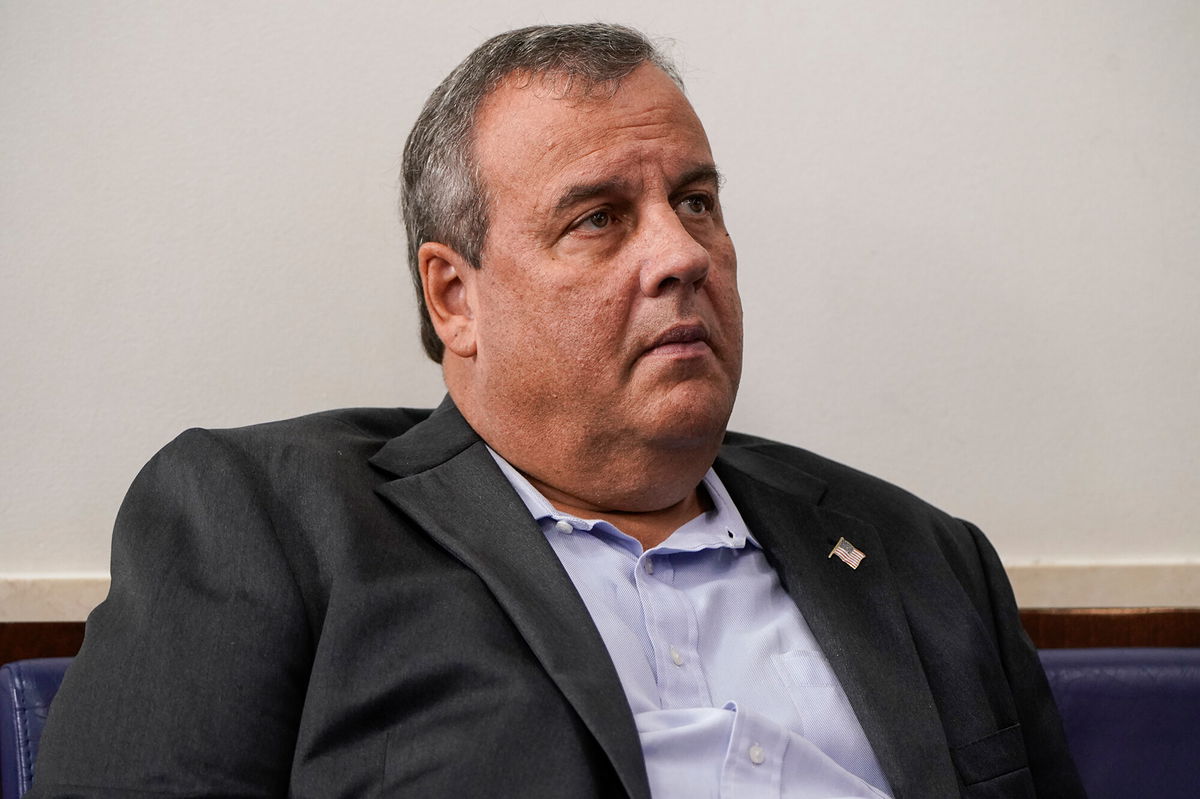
[32,398,1083,798]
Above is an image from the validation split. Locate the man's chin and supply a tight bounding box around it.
[635,385,737,449]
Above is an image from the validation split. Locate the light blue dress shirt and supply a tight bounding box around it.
[489,450,893,798]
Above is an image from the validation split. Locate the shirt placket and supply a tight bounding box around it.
[634,551,711,709]
[719,702,786,799]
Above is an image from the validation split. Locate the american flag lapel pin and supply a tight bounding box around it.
[828,537,866,569]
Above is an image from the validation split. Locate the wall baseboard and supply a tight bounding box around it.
[0,622,85,664]
[2,563,1197,622]
[1018,607,1200,648]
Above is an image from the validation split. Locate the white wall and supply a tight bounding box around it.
[2,1,1197,613]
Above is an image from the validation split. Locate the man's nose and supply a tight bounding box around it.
[638,207,710,297]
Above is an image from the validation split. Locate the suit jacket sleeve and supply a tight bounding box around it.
[963,520,1084,797]
[30,428,313,798]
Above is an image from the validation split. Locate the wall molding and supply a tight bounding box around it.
[1005,563,1200,608]
[0,575,110,622]
[3,563,1198,621]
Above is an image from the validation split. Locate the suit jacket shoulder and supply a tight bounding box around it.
[32,402,640,799]
[718,430,1084,798]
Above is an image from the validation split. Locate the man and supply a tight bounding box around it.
[32,23,1083,798]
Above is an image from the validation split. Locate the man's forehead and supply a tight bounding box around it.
[472,64,713,200]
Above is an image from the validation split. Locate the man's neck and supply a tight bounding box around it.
[526,473,713,550]
[446,371,727,547]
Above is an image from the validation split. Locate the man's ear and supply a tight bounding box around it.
[418,241,478,358]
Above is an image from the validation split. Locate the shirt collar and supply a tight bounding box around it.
[487,446,758,553]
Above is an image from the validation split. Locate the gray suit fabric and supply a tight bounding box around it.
[31,397,1083,798]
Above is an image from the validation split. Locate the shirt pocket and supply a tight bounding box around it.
[769,648,846,731]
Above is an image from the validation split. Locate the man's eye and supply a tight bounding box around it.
[578,210,611,230]
[677,195,712,215]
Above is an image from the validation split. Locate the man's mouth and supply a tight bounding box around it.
[644,323,712,357]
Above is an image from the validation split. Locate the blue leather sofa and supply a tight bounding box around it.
[0,659,70,799]
[1038,647,1200,799]
[3,650,1199,798]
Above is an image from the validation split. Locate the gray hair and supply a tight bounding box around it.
[401,23,683,362]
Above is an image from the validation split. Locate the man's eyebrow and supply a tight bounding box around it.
[551,164,725,215]
[553,178,630,214]
[673,164,724,192]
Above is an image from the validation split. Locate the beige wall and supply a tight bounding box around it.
[2,1,1197,617]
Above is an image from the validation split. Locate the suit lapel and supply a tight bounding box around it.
[715,445,959,799]
[370,399,651,799]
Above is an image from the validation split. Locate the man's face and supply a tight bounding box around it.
[465,63,742,460]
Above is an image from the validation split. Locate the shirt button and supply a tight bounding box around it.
[643,558,654,575]
[748,743,766,765]
[554,520,573,535]
[669,647,684,666]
